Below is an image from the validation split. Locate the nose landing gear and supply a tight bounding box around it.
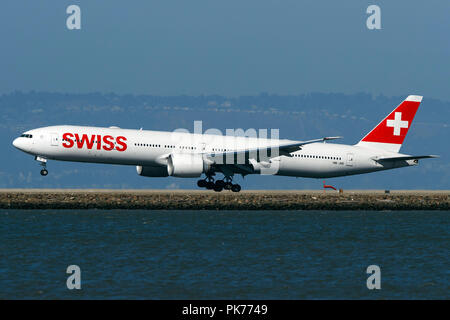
[35,156,48,177]
[196,175,241,192]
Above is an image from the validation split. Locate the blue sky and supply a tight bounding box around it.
[1,0,449,99]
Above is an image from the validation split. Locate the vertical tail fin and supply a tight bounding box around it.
[356,95,422,152]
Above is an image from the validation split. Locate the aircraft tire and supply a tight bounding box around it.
[197,179,207,188]
[224,182,233,190]
[231,184,241,192]
[215,180,225,188]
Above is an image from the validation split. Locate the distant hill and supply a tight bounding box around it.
[2,91,448,189]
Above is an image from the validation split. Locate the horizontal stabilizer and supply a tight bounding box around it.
[375,155,439,161]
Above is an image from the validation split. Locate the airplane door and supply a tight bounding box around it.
[50,133,59,146]
[346,153,354,166]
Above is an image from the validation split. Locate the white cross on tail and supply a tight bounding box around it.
[386,112,408,136]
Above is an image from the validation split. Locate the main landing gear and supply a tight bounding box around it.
[35,156,48,176]
[197,175,241,192]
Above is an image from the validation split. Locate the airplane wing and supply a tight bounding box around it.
[204,136,342,162]
[375,155,439,161]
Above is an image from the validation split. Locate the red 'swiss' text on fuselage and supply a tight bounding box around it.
[62,133,127,151]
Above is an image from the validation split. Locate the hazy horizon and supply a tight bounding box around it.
[1,1,449,99]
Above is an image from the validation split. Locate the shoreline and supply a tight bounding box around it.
[0,189,448,210]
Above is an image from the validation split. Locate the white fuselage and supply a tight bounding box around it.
[12,125,416,179]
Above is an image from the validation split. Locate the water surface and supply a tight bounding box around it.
[0,210,448,299]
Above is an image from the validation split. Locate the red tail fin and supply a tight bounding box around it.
[357,95,422,152]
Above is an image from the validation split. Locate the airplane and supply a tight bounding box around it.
[12,95,437,192]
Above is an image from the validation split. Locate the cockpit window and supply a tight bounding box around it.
[20,134,33,138]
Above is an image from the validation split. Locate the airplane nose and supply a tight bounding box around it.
[12,138,19,148]
[12,137,23,150]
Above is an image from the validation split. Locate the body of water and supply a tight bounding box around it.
[0,210,448,299]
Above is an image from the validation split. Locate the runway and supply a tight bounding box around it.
[0,189,448,210]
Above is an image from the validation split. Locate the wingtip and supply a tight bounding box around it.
[324,136,343,140]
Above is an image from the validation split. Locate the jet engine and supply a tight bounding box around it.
[136,165,169,177]
[167,153,207,177]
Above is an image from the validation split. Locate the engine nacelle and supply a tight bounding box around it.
[248,158,280,175]
[167,153,205,177]
[136,165,169,177]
